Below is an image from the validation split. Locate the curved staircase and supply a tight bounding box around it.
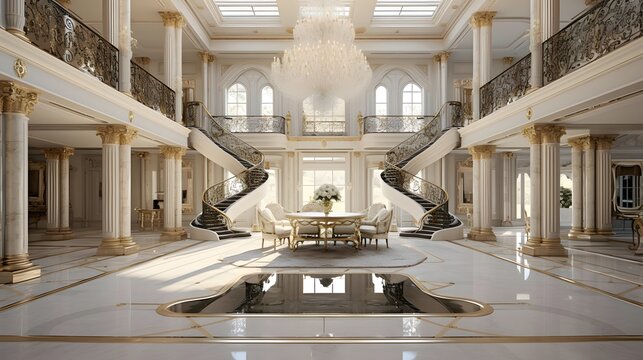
[184,102,268,239]
[381,101,463,240]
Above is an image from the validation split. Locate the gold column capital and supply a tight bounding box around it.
[208,54,216,63]
[469,145,496,159]
[159,145,185,159]
[471,11,496,27]
[595,135,617,150]
[568,137,585,150]
[0,81,38,115]
[97,125,123,145]
[522,125,542,145]
[433,54,442,63]
[119,127,138,145]
[503,152,514,159]
[137,151,150,159]
[439,51,450,62]
[200,51,210,63]
[540,125,566,144]
[578,136,595,151]
[502,57,514,65]
[174,14,185,27]
[43,148,62,160]
[60,147,75,160]
[159,11,180,27]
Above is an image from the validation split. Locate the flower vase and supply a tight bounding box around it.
[322,200,333,215]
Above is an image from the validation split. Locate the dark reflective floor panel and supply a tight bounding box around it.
[163,273,490,316]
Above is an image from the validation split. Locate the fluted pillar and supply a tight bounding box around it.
[118,0,132,94]
[44,149,61,236]
[0,81,41,283]
[5,0,28,41]
[469,145,496,241]
[468,148,481,239]
[118,128,138,251]
[541,0,560,41]
[530,0,543,89]
[596,136,616,236]
[208,55,216,112]
[160,12,177,89]
[137,152,151,209]
[502,152,516,226]
[59,147,73,234]
[478,12,495,84]
[453,80,463,103]
[200,52,209,107]
[174,148,186,237]
[175,15,184,125]
[522,126,542,249]
[582,137,596,236]
[160,146,186,240]
[103,0,119,46]
[470,15,481,121]
[540,126,566,254]
[568,138,584,239]
[522,125,567,256]
[438,52,450,129]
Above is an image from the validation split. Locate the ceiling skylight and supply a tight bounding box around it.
[374,0,443,17]
[215,0,279,18]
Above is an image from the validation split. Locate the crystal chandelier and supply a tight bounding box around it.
[271,0,372,105]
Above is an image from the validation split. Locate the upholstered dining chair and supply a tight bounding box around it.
[265,203,291,227]
[258,207,291,250]
[298,201,323,238]
[361,203,387,226]
[359,208,393,250]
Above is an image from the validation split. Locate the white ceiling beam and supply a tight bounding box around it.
[352,0,377,30]
[207,38,446,53]
[168,0,211,50]
[277,0,300,27]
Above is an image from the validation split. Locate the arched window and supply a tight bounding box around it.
[226,83,247,116]
[302,96,345,135]
[375,86,388,115]
[261,86,274,116]
[402,83,422,116]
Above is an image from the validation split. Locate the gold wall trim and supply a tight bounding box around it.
[452,241,643,308]
[0,334,641,344]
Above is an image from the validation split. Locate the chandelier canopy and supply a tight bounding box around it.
[271,1,372,105]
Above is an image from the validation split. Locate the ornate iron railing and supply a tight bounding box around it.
[212,115,286,134]
[363,115,433,134]
[302,118,346,136]
[131,61,175,120]
[383,102,463,230]
[184,102,265,228]
[480,54,531,118]
[24,0,119,90]
[544,0,643,85]
[385,102,462,166]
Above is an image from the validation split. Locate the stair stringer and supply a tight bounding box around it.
[224,179,269,221]
[188,222,220,241]
[402,128,460,174]
[189,129,246,174]
[381,179,426,222]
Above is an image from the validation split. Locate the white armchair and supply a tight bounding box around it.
[359,208,393,249]
[361,203,387,226]
[298,201,323,238]
[258,208,291,250]
[265,203,291,227]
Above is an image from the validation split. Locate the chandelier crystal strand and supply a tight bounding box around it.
[271,0,372,106]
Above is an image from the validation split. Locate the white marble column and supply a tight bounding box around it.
[44,149,61,236]
[568,138,584,239]
[439,52,450,129]
[540,126,566,255]
[581,136,596,236]
[474,145,496,241]
[522,126,542,250]
[208,55,216,113]
[103,0,119,46]
[200,52,209,107]
[596,136,616,236]
[96,126,122,255]
[467,148,481,239]
[479,12,495,84]
[470,15,481,122]
[160,12,177,89]
[175,15,184,125]
[530,0,543,89]
[160,146,185,240]
[502,152,516,226]
[453,80,463,103]
[5,0,27,41]
[137,152,150,209]
[118,128,138,252]
[174,148,186,237]
[0,82,40,283]
[118,0,132,94]
[541,0,560,41]
[59,147,73,236]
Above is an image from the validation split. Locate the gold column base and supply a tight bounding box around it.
[161,229,187,241]
[96,238,139,256]
[0,265,41,284]
[567,227,585,239]
[467,228,479,240]
[44,228,74,240]
[469,228,495,241]
[521,243,567,257]
[6,29,31,43]
[577,233,609,241]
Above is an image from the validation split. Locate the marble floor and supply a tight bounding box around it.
[0,227,641,359]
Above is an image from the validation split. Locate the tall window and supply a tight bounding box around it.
[301,156,346,211]
[227,83,247,115]
[375,86,388,115]
[402,83,422,116]
[261,86,273,116]
[302,96,345,135]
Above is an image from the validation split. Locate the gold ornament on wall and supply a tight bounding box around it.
[14,59,27,79]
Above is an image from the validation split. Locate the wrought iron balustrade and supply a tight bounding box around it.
[363,115,433,134]
[479,54,531,118]
[302,119,346,136]
[131,61,175,121]
[544,0,642,85]
[24,0,119,90]
[212,115,286,134]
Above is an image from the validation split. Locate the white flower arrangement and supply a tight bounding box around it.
[313,184,341,201]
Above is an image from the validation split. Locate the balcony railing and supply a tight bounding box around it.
[24,0,119,90]
[480,54,531,119]
[302,118,346,136]
[131,61,175,121]
[212,115,286,134]
[543,0,642,85]
[363,115,433,134]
